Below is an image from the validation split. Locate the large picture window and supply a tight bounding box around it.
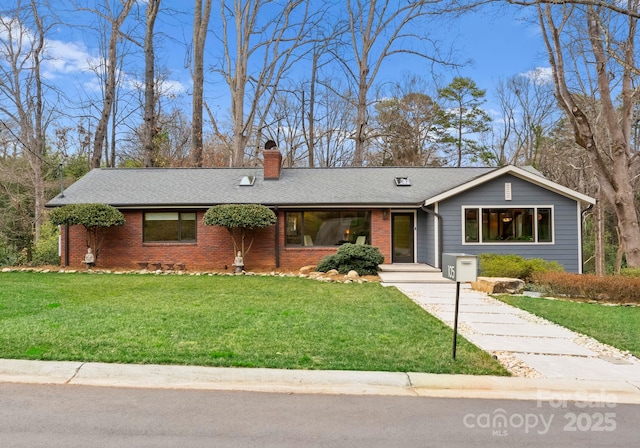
[144,212,197,242]
[285,210,371,246]
[463,207,553,244]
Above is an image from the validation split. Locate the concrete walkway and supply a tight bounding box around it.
[389,282,640,384]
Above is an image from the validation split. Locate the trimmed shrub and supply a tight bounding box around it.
[479,253,563,281]
[49,203,125,263]
[316,243,384,276]
[203,204,276,264]
[532,271,640,304]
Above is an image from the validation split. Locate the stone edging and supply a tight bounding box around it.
[0,266,378,284]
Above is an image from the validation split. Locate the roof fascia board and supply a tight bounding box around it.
[423,165,596,206]
[111,203,422,210]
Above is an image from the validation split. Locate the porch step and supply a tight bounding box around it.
[378,264,441,273]
[377,264,453,284]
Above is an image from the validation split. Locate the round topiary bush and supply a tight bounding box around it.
[316,243,384,276]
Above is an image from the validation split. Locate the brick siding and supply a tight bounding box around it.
[59,208,393,271]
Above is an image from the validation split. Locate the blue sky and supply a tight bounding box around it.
[15,2,551,131]
[453,10,546,87]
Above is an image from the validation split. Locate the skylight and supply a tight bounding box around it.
[394,177,411,186]
[239,175,255,186]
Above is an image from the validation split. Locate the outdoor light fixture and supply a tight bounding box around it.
[58,162,65,198]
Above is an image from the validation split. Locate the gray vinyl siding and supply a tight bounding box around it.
[416,210,430,264]
[436,174,583,273]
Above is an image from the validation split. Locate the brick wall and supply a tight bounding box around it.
[263,149,282,180]
[60,208,393,271]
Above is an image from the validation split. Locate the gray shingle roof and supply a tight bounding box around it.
[47,166,496,208]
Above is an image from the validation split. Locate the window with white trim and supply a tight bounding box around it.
[463,207,553,243]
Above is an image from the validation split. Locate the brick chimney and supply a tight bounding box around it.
[263,141,282,180]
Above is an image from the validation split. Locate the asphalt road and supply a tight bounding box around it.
[1,383,637,447]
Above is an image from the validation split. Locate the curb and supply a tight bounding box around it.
[2,359,640,404]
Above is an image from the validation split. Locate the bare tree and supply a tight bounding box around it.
[491,71,558,166]
[341,0,455,166]
[190,0,212,167]
[527,2,640,267]
[214,0,313,166]
[0,0,56,242]
[142,0,161,167]
[315,83,356,167]
[87,0,136,169]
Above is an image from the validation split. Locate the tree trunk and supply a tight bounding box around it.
[31,0,46,242]
[353,71,368,166]
[594,191,605,276]
[143,0,161,168]
[231,66,248,167]
[91,0,135,169]
[538,4,640,267]
[191,0,212,167]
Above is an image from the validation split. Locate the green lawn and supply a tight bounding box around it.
[0,272,507,375]
[499,295,640,357]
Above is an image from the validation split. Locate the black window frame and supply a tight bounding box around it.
[143,211,197,243]
[462,206,553,244]
[284,210,371,247]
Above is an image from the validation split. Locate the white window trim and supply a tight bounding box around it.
[434,203,440,268]
[461,205,555,245]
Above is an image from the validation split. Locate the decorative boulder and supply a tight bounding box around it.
[471,276,525,294]
[346,270,360,280]
[299,265,316,275]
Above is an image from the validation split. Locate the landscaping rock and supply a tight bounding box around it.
[471,276,525,294]
[0,265,379,284]
[298,265,316,275]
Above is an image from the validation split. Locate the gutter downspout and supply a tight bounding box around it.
[64,223,70,267]
[421,204,443,269]
[274,206,280,268]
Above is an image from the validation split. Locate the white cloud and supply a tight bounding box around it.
[159,79,187,97]
[43,38,100,78]
[521,66,553,83]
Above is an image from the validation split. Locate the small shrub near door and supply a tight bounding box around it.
[316,243,384,276]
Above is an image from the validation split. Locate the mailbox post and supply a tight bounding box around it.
[442,253,478,359]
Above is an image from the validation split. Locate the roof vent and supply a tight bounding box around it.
[239,175,255,186]
[504,182,512,200]
[394,177,411,186]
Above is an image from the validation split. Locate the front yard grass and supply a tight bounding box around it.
[0,272,507,375]
[499,295,640,357]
